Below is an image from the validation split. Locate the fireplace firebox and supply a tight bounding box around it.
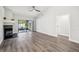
[4,25,13,40]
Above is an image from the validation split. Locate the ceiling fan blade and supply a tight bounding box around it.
[29,6,40,12]
[35,9,40,12]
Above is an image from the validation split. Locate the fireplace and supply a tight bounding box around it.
[4,25,13,40]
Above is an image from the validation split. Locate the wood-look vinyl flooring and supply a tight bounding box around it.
[0,32,79,52]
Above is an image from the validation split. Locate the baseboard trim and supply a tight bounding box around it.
[35,31,57,38]
[58,35,69,40]
[69,39,79,44]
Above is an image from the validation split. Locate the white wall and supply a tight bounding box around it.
[36,6,79,43]
[4,7,14,20]
[0,7,4,44]
[36,8,57,36]
[70,8,79,43]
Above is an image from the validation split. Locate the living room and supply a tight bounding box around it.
[0,6,79,52]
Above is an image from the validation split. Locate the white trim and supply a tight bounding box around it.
[36,31,57,37]
[69,39,79,44]
[0,39,3,45]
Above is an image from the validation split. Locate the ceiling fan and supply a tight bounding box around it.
[29,6,40,12]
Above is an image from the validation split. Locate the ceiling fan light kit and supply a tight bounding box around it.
[30,6,40,12]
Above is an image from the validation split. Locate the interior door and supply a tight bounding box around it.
[56,14,70,37]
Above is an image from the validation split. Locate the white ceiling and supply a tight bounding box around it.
[6,6,49,18]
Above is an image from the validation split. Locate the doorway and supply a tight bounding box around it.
[18,20,32,33]
[56,14,70,39]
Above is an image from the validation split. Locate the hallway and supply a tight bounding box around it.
[0,32,79,52]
